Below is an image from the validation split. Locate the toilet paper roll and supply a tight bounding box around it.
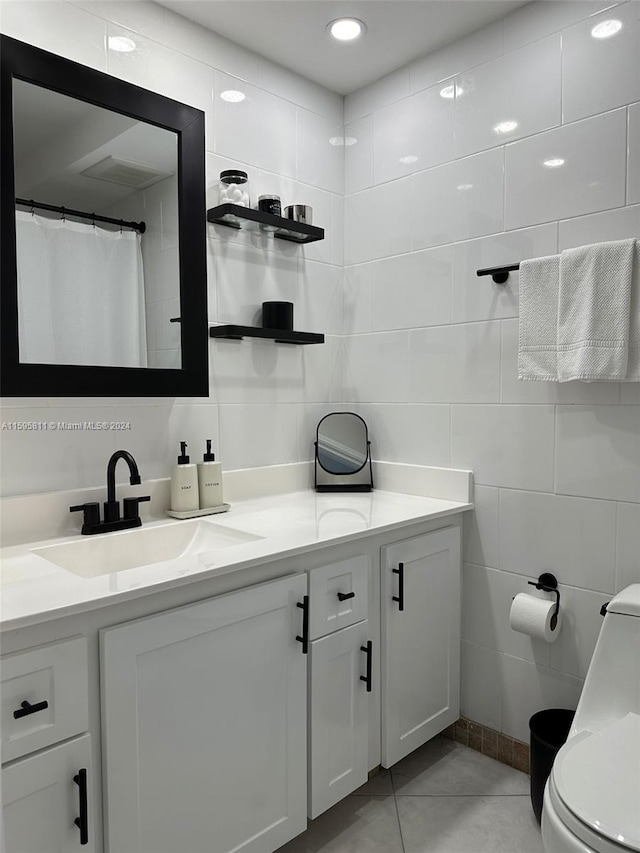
[509,593,562,643]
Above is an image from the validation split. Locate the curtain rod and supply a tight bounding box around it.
[15,197,146,234]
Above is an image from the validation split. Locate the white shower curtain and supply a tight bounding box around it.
[16,210,147,368]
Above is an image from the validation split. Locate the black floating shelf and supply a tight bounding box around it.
[207,203,324,244]
[209,325,325,345]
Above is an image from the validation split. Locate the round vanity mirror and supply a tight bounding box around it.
[316,412,369,474]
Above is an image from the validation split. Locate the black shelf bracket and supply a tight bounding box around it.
[207,203,325,244]
[476,263,520,284]
[209,325,324,345]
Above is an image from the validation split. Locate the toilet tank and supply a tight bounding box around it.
[571,585,640,736]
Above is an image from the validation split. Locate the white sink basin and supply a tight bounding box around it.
[33,521,262,577]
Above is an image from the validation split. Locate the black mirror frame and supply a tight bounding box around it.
[0,35,209,396]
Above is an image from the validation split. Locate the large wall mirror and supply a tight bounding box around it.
[1,35,209,396]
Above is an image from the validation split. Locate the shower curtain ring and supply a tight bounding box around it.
[29,199,35,216]
[91,213,96,229]
[60,206,66,222]
[119,219,123,233]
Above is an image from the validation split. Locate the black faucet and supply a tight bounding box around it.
[70,450,151,535]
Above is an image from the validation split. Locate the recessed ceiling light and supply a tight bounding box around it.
[591,19,622,39]
[220,90,246,103]
[543,158,565,168]
[399,155,419,164]
[494,120,519,135]
[328,18,366,41]
[329,136,357,146]
[439,84,464,100]
[108,36,136,53]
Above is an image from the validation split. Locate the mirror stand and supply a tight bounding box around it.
[314,412,374,493]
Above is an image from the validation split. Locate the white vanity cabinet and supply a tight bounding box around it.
[99,573,308,853]
[1,637,93,853]
[381,527,461,767]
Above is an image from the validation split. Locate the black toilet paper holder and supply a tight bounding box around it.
[528,573,560,629]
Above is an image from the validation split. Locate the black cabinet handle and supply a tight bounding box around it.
[296,595,309,654]
[74,768,89,845]
[360,640,373,692]
[392,562,405,611]
[337,591,356,602]
[13,699,49,719]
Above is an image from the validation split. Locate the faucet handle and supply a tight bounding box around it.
[70,502,100,533]
[123,495,151,521]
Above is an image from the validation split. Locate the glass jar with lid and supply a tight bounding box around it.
[218,169,250,208]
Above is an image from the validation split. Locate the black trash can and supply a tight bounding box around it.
[529,708,575,824]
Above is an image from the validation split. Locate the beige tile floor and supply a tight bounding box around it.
[279,735,545,853]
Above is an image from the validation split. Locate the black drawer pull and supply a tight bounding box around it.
[392,562,405,611]
[360,640,373,692]
[337,591,356,602]
[13,699,49,719]
[74,768,89,845]
[296,595,309,655]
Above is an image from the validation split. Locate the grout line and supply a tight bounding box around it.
[390,769,407,853]
[393,793,531,798]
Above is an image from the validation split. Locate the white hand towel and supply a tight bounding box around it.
[557,239,636,382]
[625,241,640,381]
[518,254,560,381]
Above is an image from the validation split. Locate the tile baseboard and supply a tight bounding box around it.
[443,717,530,775]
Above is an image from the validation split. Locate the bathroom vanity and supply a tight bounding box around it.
[0,483,471,853]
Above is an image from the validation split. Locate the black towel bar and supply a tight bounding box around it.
[476,263,521,284]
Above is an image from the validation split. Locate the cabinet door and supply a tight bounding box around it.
[2,734,94,853]
[381,527,460,767]
[309,620,370,819]
[101,574,308,853]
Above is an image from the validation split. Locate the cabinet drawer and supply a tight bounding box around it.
[1,637,88,763]
[3,733,94,852]
[309,556,368,640]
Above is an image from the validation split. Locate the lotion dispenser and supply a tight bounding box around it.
[170,442,199,512]
[198,440,223,509]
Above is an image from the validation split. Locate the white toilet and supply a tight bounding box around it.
[542,583,640,853]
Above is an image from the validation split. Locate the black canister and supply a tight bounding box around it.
[262,301,294,331]
[258,194,282,216]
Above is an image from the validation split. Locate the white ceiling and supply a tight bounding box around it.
[159,0,529,95]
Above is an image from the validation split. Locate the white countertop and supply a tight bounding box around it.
[0,489,471,632]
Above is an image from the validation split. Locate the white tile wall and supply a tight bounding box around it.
[501,655,584,742]
[616,503,640,591]
[454,35,561,158]
[561,4,640,124]
[373,84,454,183]
[411,148,504,250]
[371,248,453,331]
[409,322,501,403]
[367,404,451,468]
[409,22,503,94]
[499,490,617,592]
[341,0,639,740]
[504,109,627,229]
[451,405,556,491]
[463,485,500,570]
[460,640,503,731]
[629,104,640,205]
[555,406,640,502]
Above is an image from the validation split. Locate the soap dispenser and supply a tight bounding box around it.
[197,440,224,509]
[170,442,199,512]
